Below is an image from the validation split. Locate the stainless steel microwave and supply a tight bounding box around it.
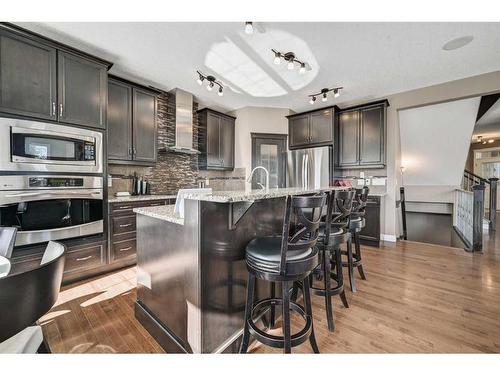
[0,117,103,173]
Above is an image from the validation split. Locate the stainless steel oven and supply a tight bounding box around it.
[0,117,103,173]
[0,175,103,246]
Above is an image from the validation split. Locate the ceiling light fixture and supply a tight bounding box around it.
[442,36,474,51]
[271,49,310,74]
[308,87,343,105]
[244,22,254,35]
[196,71,224,96]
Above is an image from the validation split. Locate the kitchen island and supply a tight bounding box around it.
[133,187,341,353]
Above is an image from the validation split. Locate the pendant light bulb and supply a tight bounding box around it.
[309,96,316,105]
[245,22,254,35]
[322,93,328,102]
[334,89,340,98]
[287,60,294,70]
[218,88,223,96]
[274,52,281,65]
[207,82,213,91]
[196,77,203,86]
[299,63,306,75]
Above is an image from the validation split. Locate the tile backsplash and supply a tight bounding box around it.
[108,90,245,197]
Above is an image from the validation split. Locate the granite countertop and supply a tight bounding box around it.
[108,194,177,203]
[179,186,344,203]
[133,205,184,225]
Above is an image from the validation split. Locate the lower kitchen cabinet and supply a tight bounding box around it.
[359,196,381,247]
[109,199,174,264]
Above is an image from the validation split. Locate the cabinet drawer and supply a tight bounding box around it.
[64,244,104,274]
[111,199,167,216]
[112,215,136,234]
[112,238,136,262]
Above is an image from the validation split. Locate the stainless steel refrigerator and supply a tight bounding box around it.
[286,146,332,189]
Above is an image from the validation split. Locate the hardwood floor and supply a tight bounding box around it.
[40,240,500,353]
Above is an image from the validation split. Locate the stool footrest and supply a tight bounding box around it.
[248,298,312,349]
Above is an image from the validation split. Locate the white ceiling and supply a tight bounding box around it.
[473,98,500,139]
[16,22,500,113]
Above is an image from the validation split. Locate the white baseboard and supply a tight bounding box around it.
[380,234,397,242]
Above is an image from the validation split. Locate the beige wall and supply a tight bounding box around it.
[228,106,291,186]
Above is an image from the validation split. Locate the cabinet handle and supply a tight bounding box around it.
[118,205,132,209]
[52,102,56,116]
[76,255,93,262]
[133,147,137,155]
[119,223,132,228]
[128,147,132,155]
[59,103,63,117]
[119,246,132,252]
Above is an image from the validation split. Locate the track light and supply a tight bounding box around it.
[245,22,254,35]
[307,87,343,105]
[196,71,224,97]
[271,49,309,74]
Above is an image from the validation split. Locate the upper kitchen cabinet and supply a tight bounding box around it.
[198,108,235,170]
[57,51,107,129]
[0,24,112,128]
[288,107,336,149]
[107,76,158,165]
[108,78,132,160]
[336,100,388,169]
[0,28,57,120]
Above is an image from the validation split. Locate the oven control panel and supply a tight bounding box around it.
[29,177,84,188]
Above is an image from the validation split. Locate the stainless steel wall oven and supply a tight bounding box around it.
[0,175,103,246]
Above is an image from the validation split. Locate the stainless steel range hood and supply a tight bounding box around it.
[165,88,200,154]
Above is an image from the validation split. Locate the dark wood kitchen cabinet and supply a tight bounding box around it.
[0,24,112,127]
[198,108,235,170]
[288,107,335,149]
[107,76,158,165]
[0,29,57,120]
[336,100,388,169]
[57,51,107,129]
[359,195,381,247]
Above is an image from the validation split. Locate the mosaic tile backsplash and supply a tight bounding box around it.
[108,90,245,196]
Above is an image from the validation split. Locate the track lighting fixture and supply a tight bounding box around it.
[271,49,310,74]
[307,87,343,105]
[245,22,254,35]
[196,71,224,97]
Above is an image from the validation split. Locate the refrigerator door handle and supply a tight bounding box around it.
[304,153,309,189]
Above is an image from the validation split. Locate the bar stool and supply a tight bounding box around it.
[239,194,326,354]
[309,189,355,332]
[342,187,369,293]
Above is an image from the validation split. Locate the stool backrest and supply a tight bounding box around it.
[353,186,370,215]
[323,190,355,239]
[279,194,326,274]
[0,241,65,342]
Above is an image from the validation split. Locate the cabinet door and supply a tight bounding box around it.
[206,112,222,167]
[0,30,57,120]
[289,114,310,148]
[359,198,380,245]
[219,116,235,169]
[132,88,157,163]
[108,80,132,160]
[338,110,360,167]
[359,105,385,166]
[58,51,107,128]
[310,108,333,144]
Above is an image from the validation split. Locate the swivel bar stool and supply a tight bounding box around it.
[310,189,355,332]
[239,193,326,354]
[342,186,369,293]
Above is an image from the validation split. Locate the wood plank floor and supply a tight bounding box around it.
[40,240,500,353]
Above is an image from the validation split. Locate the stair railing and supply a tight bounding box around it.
[462,170,497,232]
[454,185,485,252]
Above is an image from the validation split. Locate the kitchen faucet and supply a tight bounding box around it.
[247,166,270,191]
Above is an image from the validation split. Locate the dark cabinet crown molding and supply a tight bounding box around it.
[286,105,340,118]
[0,22,113,70]
[108,74,162,96]
[197,107,236,119]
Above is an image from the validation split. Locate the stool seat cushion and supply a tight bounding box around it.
[318,226,344,239]
[349,217,365,230]
[246,236,313,273]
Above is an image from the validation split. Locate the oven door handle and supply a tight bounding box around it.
[5,191,101,198]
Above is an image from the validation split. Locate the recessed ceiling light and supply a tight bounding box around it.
[442,36,474,51]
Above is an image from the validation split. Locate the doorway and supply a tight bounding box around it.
[251,133,287,189]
